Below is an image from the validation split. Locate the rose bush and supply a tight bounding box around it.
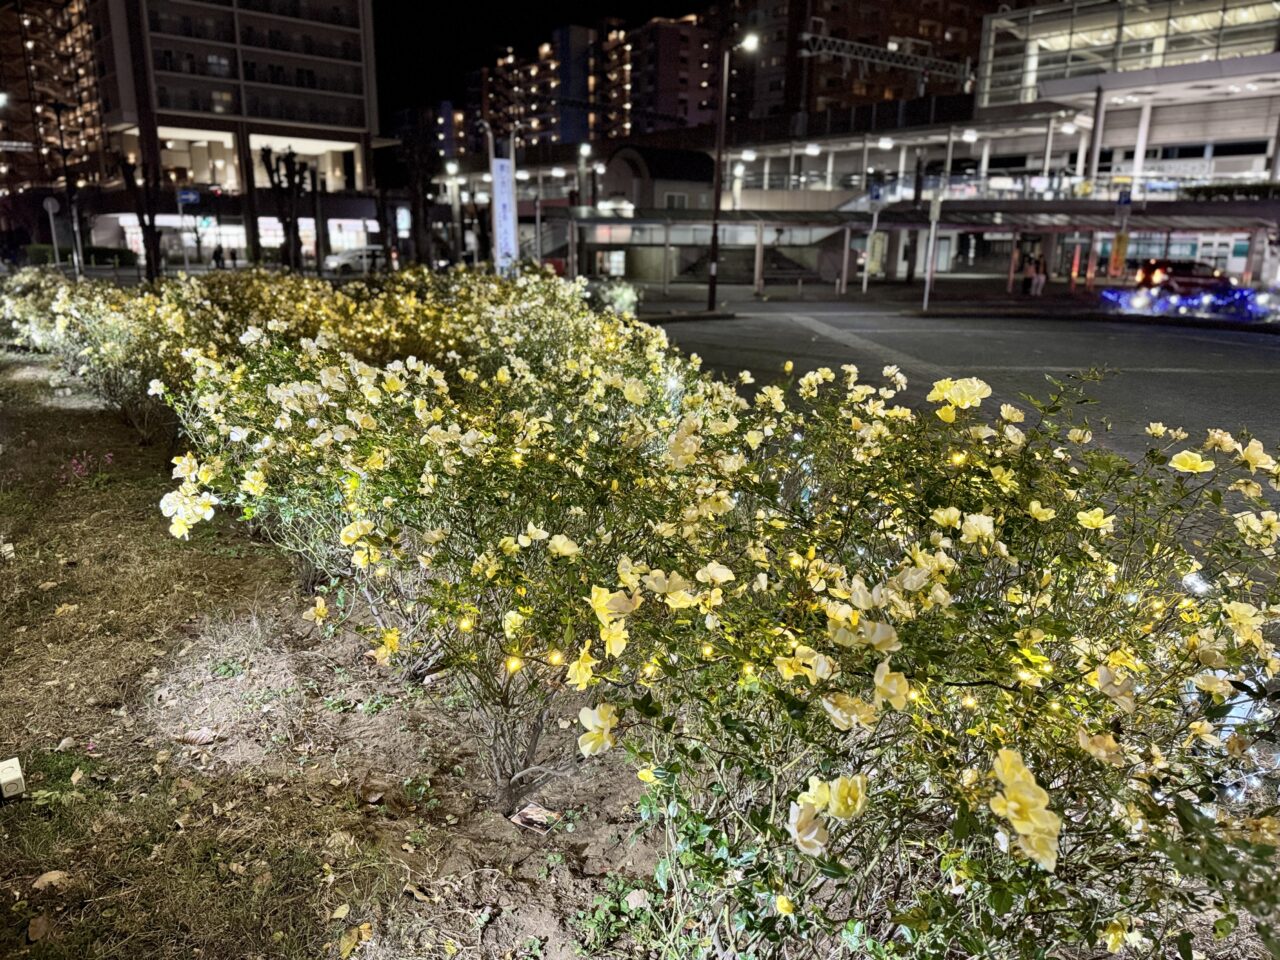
[4,265,1278,958]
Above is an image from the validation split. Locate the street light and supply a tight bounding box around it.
[50,101,83,278]
[961,128,979,143]
[707,32,760,311]
[741,149,757,162]
[444,160,462,263]
[877,136,895,150]
[576,142,591,208]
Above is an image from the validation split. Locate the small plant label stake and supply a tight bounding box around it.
[509,801,560,835]
[0,757,26,800]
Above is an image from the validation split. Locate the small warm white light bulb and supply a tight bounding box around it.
[740,33,761,53]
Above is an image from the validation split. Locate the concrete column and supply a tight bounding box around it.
[1085,231,1100,290]
[825,150,835,190]
[897,145,907,194]
[1269,110,1280,180]
[1041,117,1055,177]
[662,222,671,294]
[754,221,765,295]
[763,156,771,191]
[787,144,796,190]
[1022,40,1039,103]
[1131,101,1152,198]
[568,220,578,279]
[942,127,955,197]
[839,224,851,294]
[979,139,991,179]
[1075,131,1088,177]
[1042,232,1060,280]
[1243,228,1267,285]
[1006,231,1020,293]
[884,229,903,279]
[1087,86,1107,184]
[860,135,870,190]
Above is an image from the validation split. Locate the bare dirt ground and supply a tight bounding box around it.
[0,350,655,960]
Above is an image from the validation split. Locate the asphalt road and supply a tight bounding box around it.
[659,305,1280,459]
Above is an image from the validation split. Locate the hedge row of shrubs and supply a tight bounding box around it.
[5,265,1280,958]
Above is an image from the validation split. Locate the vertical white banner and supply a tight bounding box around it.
[491,157,518,276]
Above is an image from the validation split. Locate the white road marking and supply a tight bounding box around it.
[782,314,952,381]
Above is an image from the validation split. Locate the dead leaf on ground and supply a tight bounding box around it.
[27,915,52,942]
[403,881,430,903]
[177,727,218,745]
[53,603,78,617]
[54,737,75,752]
[331,903,350,920]
[69,767,83,785]
[338,922,372,958]
[33,870,71,892]
[38,581,58,591]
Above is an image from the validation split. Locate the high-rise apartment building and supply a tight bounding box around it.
[598,15,718,140]
[1,0,381,260]
[0,0,107,195]
[480,25,596,149]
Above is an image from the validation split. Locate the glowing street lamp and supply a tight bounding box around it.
[708,33,760,311]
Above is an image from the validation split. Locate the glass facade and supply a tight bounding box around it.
[979,0,1280,106]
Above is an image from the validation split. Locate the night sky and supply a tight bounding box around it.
[371,0,709,128]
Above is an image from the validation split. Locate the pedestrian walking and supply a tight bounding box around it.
[230,248,238,270]
[212,244,225,269]
[1021,252,1036,295]
[1031,257,1048,296]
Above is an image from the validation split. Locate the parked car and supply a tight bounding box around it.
[1131,258,1233,294]
[323,246,393,275]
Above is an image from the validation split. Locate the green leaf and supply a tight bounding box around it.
[1213,913,1238,940]
[654,857,670,893]
[989,885,1013,916]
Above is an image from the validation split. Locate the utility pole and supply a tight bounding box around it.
[51,102,83,277]
[707,32,760,312]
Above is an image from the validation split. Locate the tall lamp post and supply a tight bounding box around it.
[707,32,759,312]
[51,101,84,278]
[444,160,462,263]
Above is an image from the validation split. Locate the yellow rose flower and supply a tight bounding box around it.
[1076,508,1114,533]
[873,659,910,711]
[577,703,618,757]
[827,773,868,819]
[1169,450,1214,473]
[1028,500,1056,522]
